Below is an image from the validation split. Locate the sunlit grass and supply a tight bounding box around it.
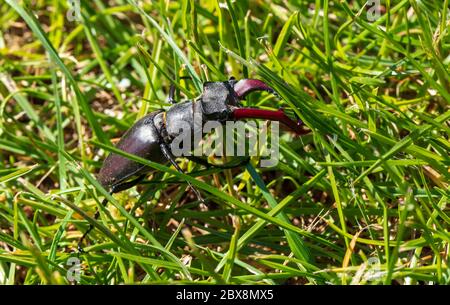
[0,0,449,284]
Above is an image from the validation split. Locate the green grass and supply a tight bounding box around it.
[0,0,449,285]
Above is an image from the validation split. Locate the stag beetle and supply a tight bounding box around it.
[78,78,305,251]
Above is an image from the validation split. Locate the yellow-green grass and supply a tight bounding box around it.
[0,0,448,284]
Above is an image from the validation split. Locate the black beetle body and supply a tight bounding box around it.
[78,78,305,251]
[97,111,165,188]
[97,81,239,189]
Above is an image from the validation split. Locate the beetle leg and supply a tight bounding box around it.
[160,143,205,203]
[77,175,146,253]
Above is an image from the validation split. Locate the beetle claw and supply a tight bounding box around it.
[233,79,275,100]
[232,107,307,135]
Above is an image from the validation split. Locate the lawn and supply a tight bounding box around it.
[0,0,449,285]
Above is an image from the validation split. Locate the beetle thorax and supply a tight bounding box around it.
[162,100,203,141]
[200,81,237,120]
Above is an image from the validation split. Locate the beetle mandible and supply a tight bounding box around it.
[78,78,306,251]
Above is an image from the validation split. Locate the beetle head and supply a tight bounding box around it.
[200,78,275,121]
